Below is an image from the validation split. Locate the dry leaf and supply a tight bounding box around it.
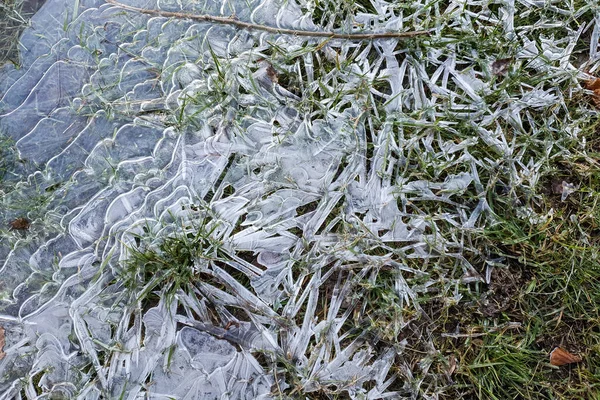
[551,180,566,194]
[444,354,457,383]
[584,78,600,108]
[491,58,513,76]
[255,59,278,84]
[549,347,582,366]
[265,64,278,84]
[584,78,600,91]
[0,325,5,360]
[9,217,30,231]
[447,354,457,376]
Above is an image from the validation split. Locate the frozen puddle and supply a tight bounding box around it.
[0,0,589,397]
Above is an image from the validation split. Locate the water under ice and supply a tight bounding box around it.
[0,0,592,398]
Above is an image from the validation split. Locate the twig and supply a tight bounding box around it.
[104,0,430,40]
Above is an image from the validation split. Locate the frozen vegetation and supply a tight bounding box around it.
[0,0,598,398]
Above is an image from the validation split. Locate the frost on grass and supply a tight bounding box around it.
[0,0,596,398]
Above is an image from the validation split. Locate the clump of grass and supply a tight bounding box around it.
[309,0,377,31]
[458,332,550,400]
[0,0,33,66]
[0,134,19,188]
[120,215,225,309]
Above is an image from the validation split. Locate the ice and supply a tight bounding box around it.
[0,0,592,397]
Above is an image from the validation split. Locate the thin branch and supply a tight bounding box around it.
[104,0,430,40]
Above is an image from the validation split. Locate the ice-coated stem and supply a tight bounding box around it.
[105,0,430,40]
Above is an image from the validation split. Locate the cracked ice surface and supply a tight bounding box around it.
[0,0,592,397]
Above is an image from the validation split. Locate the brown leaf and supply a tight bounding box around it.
[584,78,600,108]
[549,347,582,366]
[265,64,278,84]
[9,217,30,231]
[551,180,566,194]
[255,59,278,84]
[447,354,457,376]
[491,58,512,76]
[0,325,5,360]
[584,78,600,91]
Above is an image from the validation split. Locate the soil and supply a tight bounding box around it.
[478,265,530,318]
